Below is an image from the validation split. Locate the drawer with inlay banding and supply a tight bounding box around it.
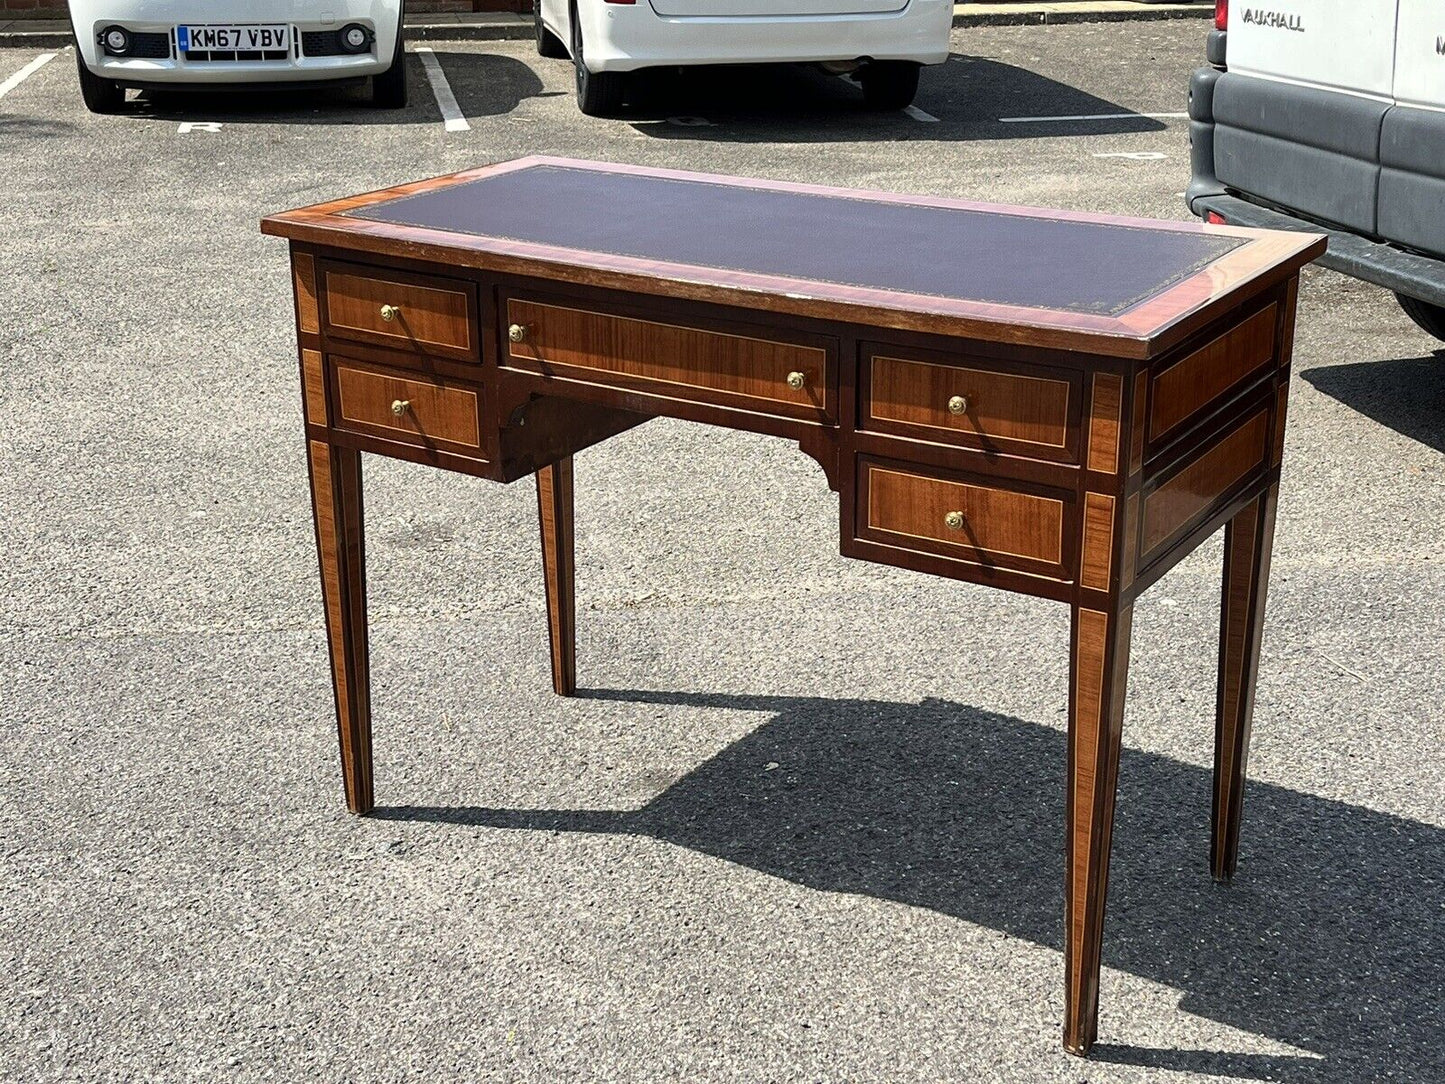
[501,294,837,423]
[852,455,1076,582]
[320,261,480,362]
[330,357,485,458]
[860,347,1082,462]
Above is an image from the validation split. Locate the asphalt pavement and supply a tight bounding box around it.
[2,23,1443,1083]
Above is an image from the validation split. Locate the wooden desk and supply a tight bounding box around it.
[261,157,1323,1056]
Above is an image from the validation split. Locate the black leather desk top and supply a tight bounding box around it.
[347,163,1244,318]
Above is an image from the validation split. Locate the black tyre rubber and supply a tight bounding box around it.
[536,2,569,58]
[76,46,125,114]
[1396,293,1445,343]
[371,25,408,108]
[858,60,920,111]
[571,5,626,117]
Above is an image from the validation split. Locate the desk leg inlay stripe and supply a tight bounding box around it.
[308,441,374,814]
[537,458,577,697]
[1065,603,1132,1056]
[1212,485,1277,881]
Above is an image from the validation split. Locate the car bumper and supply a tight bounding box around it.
[71,0,399,83]
[577,0,953,72]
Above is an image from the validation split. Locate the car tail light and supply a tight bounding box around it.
[1215,0,1227,29]
[1205,211,1227,225]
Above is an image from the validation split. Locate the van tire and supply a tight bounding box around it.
[571,3,626,116]
[371,25,409,109]
[859,61,920,111]
[76,47,125,114]
[536,3,568,58]
[1396,294,1445,343]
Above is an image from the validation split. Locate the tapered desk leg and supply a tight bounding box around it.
[1064,603,1133,1056]
[536,457,576,697]
[307,441,374,815]
[1212,484,1278,882]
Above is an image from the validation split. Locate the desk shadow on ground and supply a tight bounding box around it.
[122,51,542,126]
[1302,352,1445,454]
[627,54,1167,143]
[376,689,1444,1083]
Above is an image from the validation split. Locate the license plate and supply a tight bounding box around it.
[178,24,290,52]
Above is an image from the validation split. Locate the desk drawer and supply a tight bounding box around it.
[322,263,478,361]
[503,297,834,422]
[856,457,1071,578]
[862,349,1077,460]
[332,358,483,455]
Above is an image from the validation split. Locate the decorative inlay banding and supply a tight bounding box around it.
[1086,372,1123,474]
[293,253,319,334]
[1079,493,1116,592]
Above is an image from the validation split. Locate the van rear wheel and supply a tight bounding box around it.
[1396,293,1445,343]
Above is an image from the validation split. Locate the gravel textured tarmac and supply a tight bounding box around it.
[2,23,1443,1083]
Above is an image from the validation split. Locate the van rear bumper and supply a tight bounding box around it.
[1193,193,1445,310]
[1188,65,1445,305]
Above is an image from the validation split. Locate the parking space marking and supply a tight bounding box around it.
[414,47,470,133]
[0,52,56,99]
[903,104,940,123]
[178,122,223,134]
[998,111,1187,123]
[1094,151,1168,160]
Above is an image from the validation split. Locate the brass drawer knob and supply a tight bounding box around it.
[508,323,529,343]
[379,304,400,323]
[944,510,965,531]
[947,394,968,415]
[786,370,807,390]
[390,399,410,416]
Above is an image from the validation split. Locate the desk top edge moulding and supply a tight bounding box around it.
[262,155,1324,360]
[263,157,1325,1059]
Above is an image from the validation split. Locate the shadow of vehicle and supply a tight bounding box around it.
[375,688,1444,1083]
[122,50,543,126]
[623,53,1169,142]
[0,114,78,141]
[1302,353,1445,454]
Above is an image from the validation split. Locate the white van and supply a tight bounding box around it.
[1187,1,1445,340]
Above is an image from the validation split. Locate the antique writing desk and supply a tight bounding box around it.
[261,158,1323,1055]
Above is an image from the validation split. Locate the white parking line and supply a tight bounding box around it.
[0,52,56,99]
[998,111,1188,123]
[903,104,940,123]
[414,46,469,133]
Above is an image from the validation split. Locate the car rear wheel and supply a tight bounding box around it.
[536,3,568,58]
[75,46,125,114]
[1396,294,1445,343]
[858,60,920,111]
[570,4,626,117]
[371,25,408,108]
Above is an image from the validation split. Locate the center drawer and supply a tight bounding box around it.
[502,295,836,422]
[861,347,1079,462]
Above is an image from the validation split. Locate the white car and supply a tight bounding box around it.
[69,0,407,114]
[534,0,953,116]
